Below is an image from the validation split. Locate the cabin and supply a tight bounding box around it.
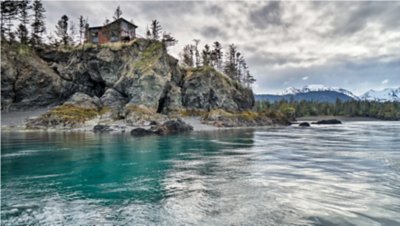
[85,18,138,45]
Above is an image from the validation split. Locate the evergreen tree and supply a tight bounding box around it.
[202,44,211,66]
[16,23,28,43]
[181,44,194,67]
[211,41,223,70]
[55,14,69,46]
[150,19,162,40]
[104,17,110,25]
[244,70,255,87]
[1,0,20,39]
[237,55,246,83]
[17,0,31,44]
[161,32,177,47]
[30,0,46,46]
[224,44,238,80]
[113,6,122,20]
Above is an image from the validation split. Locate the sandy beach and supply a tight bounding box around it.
[1,108,50,128]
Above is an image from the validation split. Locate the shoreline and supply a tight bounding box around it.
[1,109,270,133]
[294,115,383,122]
[1,110,389,134]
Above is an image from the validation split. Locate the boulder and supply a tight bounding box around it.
[100,88,128,119]
[314,119,342,124]
[63,92,101,110]
[154,119,193,135]
[124,104,167,126]
[93,124,112,133]
[131,119,193,137]
[130,128,155,136]
[299,122,311,127]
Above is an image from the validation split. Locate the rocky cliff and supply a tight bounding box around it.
[1,39,256,129]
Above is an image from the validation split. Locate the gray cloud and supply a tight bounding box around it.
[197,26,227,39]
[249,2,284,29]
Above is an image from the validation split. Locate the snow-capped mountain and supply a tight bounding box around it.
[361,87,400,102]
[281,84,360,100]
[256,84,359,103]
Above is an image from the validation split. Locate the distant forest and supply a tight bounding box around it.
[1,0,255,88]
[256,100,400,120]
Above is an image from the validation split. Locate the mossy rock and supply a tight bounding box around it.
[26,104,109,129]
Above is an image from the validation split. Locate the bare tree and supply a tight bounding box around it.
[193,39,200,67]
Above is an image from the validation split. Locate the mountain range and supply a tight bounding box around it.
[255,85,400,103]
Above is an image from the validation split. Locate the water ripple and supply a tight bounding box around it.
[1,121,400,225]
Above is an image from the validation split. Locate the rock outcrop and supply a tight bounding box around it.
[1,39,276,131]
[201,109,274,127]
[1,43,73,110]
[181,67,254,112]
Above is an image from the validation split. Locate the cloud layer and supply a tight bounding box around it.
[43,1,400,95]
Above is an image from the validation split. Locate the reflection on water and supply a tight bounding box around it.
[1,122,400,225]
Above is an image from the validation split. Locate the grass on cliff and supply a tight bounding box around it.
[185,66,241,89]
[1,41,33,56]
[132,41,164,72]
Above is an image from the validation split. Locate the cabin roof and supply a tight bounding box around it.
[88,17,138,30]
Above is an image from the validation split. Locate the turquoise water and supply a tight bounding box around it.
[1,121,400,225]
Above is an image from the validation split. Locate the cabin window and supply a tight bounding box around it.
[110,31,119,42]
[91,31,99,43]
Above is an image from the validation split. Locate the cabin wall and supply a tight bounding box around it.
[85,20,137,44]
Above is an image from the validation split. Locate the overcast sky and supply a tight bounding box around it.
[42,1,400,95]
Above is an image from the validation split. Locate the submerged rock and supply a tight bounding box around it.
[299,122,311,127]
[314,119,342,124]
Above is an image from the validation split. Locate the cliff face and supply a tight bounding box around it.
[1,39,255,128]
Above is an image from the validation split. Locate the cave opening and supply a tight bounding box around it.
[157,95,167,113]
